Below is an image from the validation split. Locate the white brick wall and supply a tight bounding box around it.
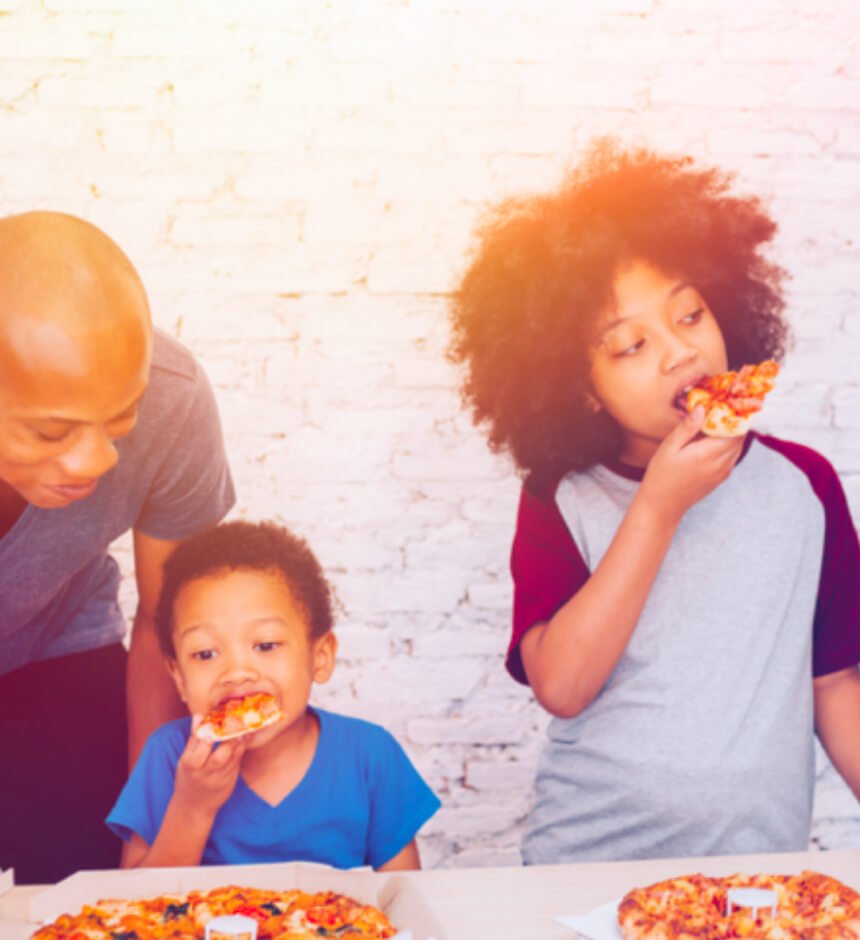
[2,0,858,866]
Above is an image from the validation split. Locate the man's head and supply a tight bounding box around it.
[0,211,152,508]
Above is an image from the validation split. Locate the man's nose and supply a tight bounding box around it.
[58,427,118,480]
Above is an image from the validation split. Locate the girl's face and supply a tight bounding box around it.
[168,569,336,752]
[589,259,728,467]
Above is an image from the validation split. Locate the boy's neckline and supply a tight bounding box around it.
[603,431,757,482]
[237,705,324,810]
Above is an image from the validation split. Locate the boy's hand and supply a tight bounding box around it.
[172,715,247,821]
[640,407,745,526]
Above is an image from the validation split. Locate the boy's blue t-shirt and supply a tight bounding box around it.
[107,708,440,869]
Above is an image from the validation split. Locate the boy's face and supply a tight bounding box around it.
[167,569,336,751]
[589,259,728,466]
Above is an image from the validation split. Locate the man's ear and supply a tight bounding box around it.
[312,631,337,684]
[585,392,602,414]
[165,656,188,704]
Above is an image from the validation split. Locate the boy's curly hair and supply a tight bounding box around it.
[156,520,334,657]
[448,140,790,486]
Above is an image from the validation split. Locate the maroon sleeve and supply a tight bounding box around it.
[757,434,860,676]
[507,478,590,685]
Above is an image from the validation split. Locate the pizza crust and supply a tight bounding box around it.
[700,402,751,438]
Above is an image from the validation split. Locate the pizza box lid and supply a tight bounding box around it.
[28,861,447,940]
[555,897,622,939]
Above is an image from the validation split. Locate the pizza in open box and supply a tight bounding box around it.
[31,884,398,939]
[618,870,860,939]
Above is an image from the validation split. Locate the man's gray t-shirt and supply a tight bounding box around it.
[511,436,860,863]
[0,329,235,675]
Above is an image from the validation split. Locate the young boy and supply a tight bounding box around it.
[448,141,860,863]
[107,520,440,870]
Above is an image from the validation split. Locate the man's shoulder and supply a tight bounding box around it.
[130,328,213,440]
[150,327,203,387]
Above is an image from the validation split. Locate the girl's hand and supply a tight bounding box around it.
[172,715,247,821]
[639,406,745,526]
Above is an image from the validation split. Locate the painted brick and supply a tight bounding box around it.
[409,713,534,747]
[332,626,392,661]
[832,387,860,430]
[0,18,99,58]
[352,657,482,705]
[706,127,822,156]
[411,629,502,658]
[467,582,512,611]
[111,23,249,58]
[651,67,777,108]
[172,112,313,153]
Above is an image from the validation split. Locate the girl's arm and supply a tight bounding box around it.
[814,666,860,800]
[521,410,743,719]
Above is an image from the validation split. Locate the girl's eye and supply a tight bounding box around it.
[681,308,704,325]
[191,649,217,661]
[255,641,281,653]
[616,339,644,357]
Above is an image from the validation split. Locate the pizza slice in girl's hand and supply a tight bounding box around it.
[686,359,780,437]
[196,692,285,742]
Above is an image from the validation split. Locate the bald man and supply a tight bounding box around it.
[0,213,234,882]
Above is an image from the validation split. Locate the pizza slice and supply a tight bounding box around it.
[686,359,779,437]
[196,692,285,742]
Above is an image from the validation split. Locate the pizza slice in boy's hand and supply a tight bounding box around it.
[686,360,779,437]
[196,692,285,742]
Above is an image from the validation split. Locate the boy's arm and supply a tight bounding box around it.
[127,531,185,769]
[376,839,421,871]
[814,666,860,799]
[522,411,743,719]
[122,794,216,868]
[123,724,247,869]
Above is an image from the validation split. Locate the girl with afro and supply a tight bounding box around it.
[449,142,860,863]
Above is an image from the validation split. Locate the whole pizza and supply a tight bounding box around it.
[685,359,779,437]
[618,870,860,939]
[31,884,398,939]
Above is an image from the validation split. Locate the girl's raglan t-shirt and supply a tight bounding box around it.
[508,433,860,864]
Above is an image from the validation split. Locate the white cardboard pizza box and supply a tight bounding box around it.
[28,861,447,940]
[0,870,14,899]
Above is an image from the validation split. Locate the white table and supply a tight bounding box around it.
[3,850,859,940]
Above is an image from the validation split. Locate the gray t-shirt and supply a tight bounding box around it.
[520,437,835,863]
[0,329,235,676]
